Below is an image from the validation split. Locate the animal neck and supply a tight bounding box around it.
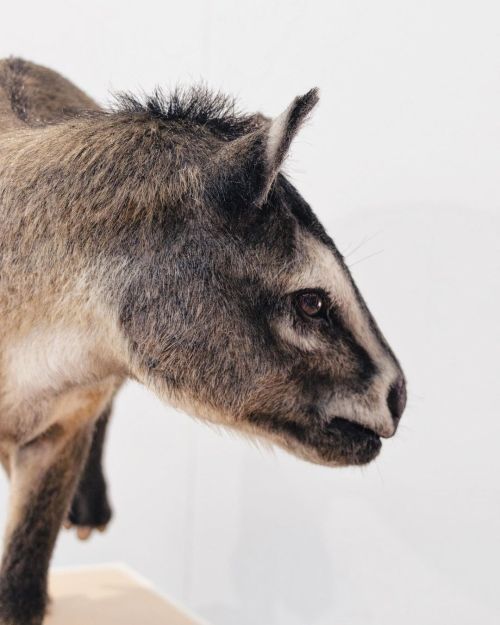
[1,112,206,234]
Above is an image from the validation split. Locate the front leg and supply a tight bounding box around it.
[66,402,113,539]
[0,420,94,625]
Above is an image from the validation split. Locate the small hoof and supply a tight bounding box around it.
[76,526,92,541]
[63,522,109,540]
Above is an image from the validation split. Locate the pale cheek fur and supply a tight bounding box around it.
[273,318,324,352]
[282,232,398,436]
[287,232,397,374]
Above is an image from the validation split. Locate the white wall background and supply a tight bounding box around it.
[1,1,499,624]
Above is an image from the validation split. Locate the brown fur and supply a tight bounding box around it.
[0,58,406,624]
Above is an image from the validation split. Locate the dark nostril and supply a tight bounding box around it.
[387,376,407,424]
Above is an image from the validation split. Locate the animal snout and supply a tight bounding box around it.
[387,375,407,427]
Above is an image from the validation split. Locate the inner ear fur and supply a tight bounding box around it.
[214,88,319,209]
[266,87,319,176]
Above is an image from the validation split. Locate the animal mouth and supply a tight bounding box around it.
[321,416,382,465]
[326,416,380,439]
[247,411,382,466]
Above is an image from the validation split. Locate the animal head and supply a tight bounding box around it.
[111,87,406,467]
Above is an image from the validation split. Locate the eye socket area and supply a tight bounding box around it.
[294,289,329,320]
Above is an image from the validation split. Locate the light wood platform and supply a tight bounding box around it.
[45,565,207,625]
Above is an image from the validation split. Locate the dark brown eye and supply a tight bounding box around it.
[296,291,325,318]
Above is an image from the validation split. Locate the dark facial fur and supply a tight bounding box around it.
[119,170,403,466]
[108,97,406,466]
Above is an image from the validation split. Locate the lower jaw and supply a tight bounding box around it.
[319,416,382,465]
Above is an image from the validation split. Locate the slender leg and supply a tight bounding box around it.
[66,403,113,538]
[0,449,9,477]
[0,421,94,625]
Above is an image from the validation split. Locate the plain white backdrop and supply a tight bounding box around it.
[1,1,499,624]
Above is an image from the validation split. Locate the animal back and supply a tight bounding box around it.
[0,57,99,133]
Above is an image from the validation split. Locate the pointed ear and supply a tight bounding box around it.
[213,88,319,209]
[266,87,319,180]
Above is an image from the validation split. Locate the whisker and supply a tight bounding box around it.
[343,230,382,259]
[348,249,385,268]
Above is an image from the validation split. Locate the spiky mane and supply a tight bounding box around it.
[112,86,260,140]
[1,57,262,139]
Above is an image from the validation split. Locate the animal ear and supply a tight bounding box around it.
[265,87,319,182]
[213,88,319,208]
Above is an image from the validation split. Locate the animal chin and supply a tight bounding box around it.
[246,411,381,467]
[322,416,382,466]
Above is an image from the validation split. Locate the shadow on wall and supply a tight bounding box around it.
[199,458,334,625]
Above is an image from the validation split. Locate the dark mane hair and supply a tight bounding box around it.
[112,86,261,140]
[1,57,262,139]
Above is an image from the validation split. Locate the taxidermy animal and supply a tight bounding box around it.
[0,58,406,625]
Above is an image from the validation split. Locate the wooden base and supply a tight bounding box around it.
[45,565,207,625]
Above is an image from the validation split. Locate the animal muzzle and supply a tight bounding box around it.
[376,371,407,438]
[386,374,407,433]
[325,370,407,439]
